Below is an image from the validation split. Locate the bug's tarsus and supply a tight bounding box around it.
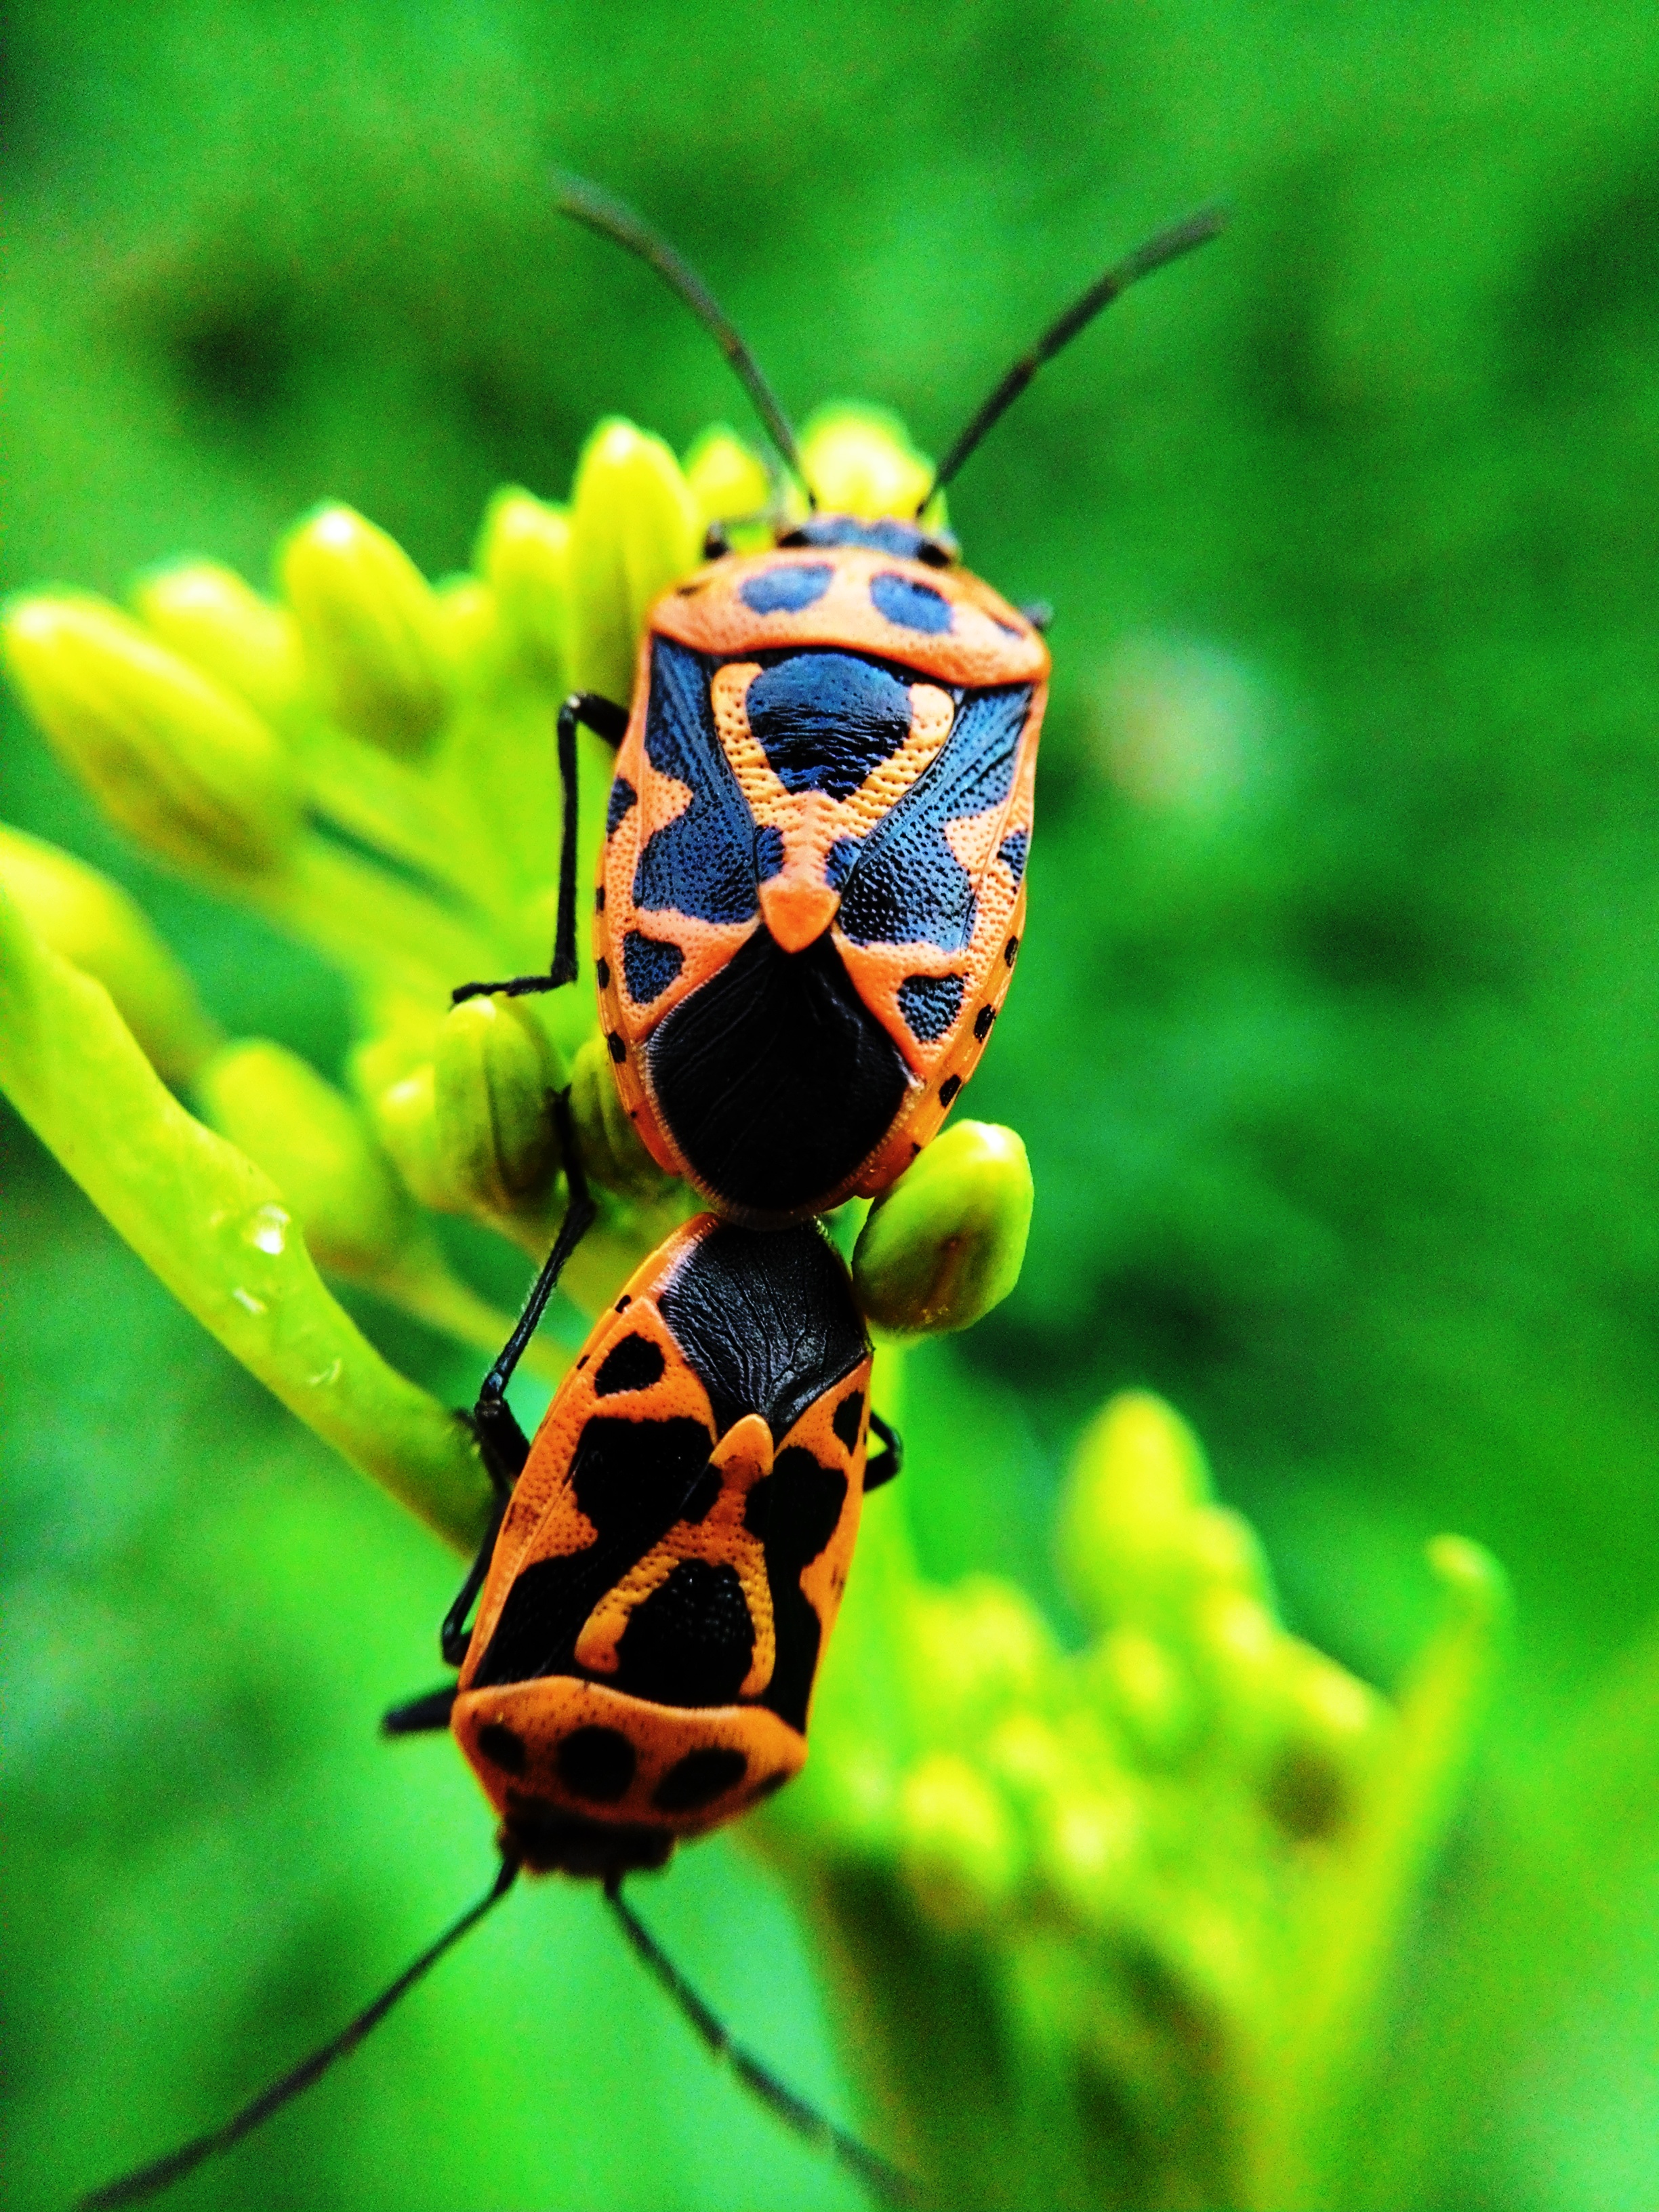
[921,202,1229,508]
[382,1684,460,1736]
[556,171,813,506]
[865,1410,903,1490]
[451,691,627,1004]
[605,1879,918,2208]
[77,1859,520,2212]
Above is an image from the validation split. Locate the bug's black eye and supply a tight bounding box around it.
[916,534,958,569]
[703,522,733,560]
[775,525,810,549]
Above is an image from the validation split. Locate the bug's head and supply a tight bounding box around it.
[773,514,960,568]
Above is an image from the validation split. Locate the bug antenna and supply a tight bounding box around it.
[556,173,814,507]
[78,1858,520,2211]
[605,1878,918,2207]
[919,202,1229,512]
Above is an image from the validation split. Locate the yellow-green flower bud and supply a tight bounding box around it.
[433,575,514,696]
[897,1752,1023,1930]
[476,487,572,685]
[1,594,302,878]
[0,824,222,1083]
[1089,1624,1197,1767]
[130,560,306,725]
[569,419,700,703]
[367,1061,455,1215]
[569,1029,679,1202]
[1058,1391,1214,1633]
[1039,1782,1141,1927]
[798,403,941,524]
[1258,1648,1382,1841]
[853,1120,1032,1334]
[682,424,772,529]
[278,504,451,755]
[433,994,562,1218]
[194,1040,417,1278]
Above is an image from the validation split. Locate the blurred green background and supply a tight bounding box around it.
[3,3,1658,2207]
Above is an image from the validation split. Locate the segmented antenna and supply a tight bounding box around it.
[79,1860,520,2210]
[606,1878,918,2207]
[557,173,811,501]
[922,203,1228,508]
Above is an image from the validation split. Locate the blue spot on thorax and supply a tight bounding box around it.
[740,564,833,615]
[870,573,953,636]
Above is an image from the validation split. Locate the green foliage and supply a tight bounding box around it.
[2,3,1656,2207]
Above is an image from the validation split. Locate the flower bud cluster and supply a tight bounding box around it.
[760,1382,1502,2202]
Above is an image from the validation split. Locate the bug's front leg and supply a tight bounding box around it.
[452,689,629,1002]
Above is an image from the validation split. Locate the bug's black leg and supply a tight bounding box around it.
[864,1411,903,1491]
[438,1093,598,1668]
[451,690,629,1004]
[381,1685,459,1736]
[605,1879,918,2207]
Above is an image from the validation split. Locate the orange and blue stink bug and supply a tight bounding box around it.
[458,177,1225,1224]
[80,1164,909,2211]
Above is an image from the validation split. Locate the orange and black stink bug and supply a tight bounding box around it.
[81,1152,908,2212]
[457,177,1225,1223]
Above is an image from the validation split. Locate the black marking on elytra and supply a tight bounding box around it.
[896,972,964,1044]
[939,1073,963,1107]
[680,1462,722,1523]
[1004,935,1019,966]
[596,884,607,912]
[974,1002,996,1042]
[659,1220,867,1440]
[745,651,914,801]
[839,686,1032,953]
[998,827,1029,884]
[647,926,907,1215]
[607,1031,626,1062]
[557,1725,636,1803]
[832,1390,865,1450]
[622,930,684,1005]
[634,636,761,924]
[607,777,638,837]
[653,1745,748,1811]
[613,1559,754,1707]
[596,957,611,991]
[754,823,785,880]
[741,564,832,615]
[476,1721,527,1774]
[752,1445,849,1733]
[470,1412,715,1689]
[594,1333,667,1397]
[870,572,952,636]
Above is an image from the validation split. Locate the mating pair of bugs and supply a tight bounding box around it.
[85,176,1223,2209]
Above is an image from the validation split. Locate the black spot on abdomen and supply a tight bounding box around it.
[613,1559,756,1708]
[647,926,907,1216]
[558,1725,636,1802]
[653,1746,747,1811]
